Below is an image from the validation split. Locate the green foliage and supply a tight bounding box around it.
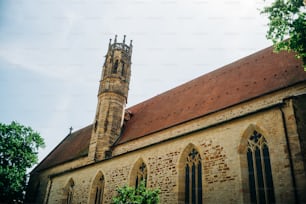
[261,0,306,70]
[112,181,160,204]
[0,121,45,203]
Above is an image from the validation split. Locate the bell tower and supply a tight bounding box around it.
[88,35,132,162]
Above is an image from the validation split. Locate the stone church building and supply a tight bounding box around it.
[26,36,306,203]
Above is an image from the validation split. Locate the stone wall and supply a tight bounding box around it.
[44,106,296,203]
[26,85,306,204]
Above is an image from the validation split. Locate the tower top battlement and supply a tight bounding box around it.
[108,35,132,56]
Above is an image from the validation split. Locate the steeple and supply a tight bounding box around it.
[88,35,132,162]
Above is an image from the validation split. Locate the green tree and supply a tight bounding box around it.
[261,0,306,70]
[112,181,160,204]
[0,121,45,203]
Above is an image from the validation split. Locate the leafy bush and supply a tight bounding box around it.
[112,181,160,204]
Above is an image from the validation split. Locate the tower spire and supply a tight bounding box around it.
[88,35,132,162]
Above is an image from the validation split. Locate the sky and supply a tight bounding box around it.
[0,0,273,164]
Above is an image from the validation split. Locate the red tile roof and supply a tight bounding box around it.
[33,46,306,172]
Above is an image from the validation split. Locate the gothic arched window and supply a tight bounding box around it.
[135,162,147,188]
[247,131,275,204]
[185,148,202,204]
[94,175,105,204]
[64,179,74,204]
[89,172,105,204]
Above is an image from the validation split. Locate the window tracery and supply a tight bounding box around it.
[185,148,202,204]
[247,131,275,204]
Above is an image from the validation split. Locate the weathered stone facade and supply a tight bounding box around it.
[26,40,306,203]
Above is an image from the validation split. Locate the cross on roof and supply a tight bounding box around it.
[69,127,73,135]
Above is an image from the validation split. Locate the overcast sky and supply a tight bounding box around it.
[0,0,273,163]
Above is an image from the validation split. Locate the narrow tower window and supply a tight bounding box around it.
[112,59,119,73]
[185,148,202,204]
[247,131,275,204]
[121,61,125,76]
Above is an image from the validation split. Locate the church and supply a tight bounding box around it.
[26,36,306,204]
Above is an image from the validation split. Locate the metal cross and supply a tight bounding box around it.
[69,126,73,135]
